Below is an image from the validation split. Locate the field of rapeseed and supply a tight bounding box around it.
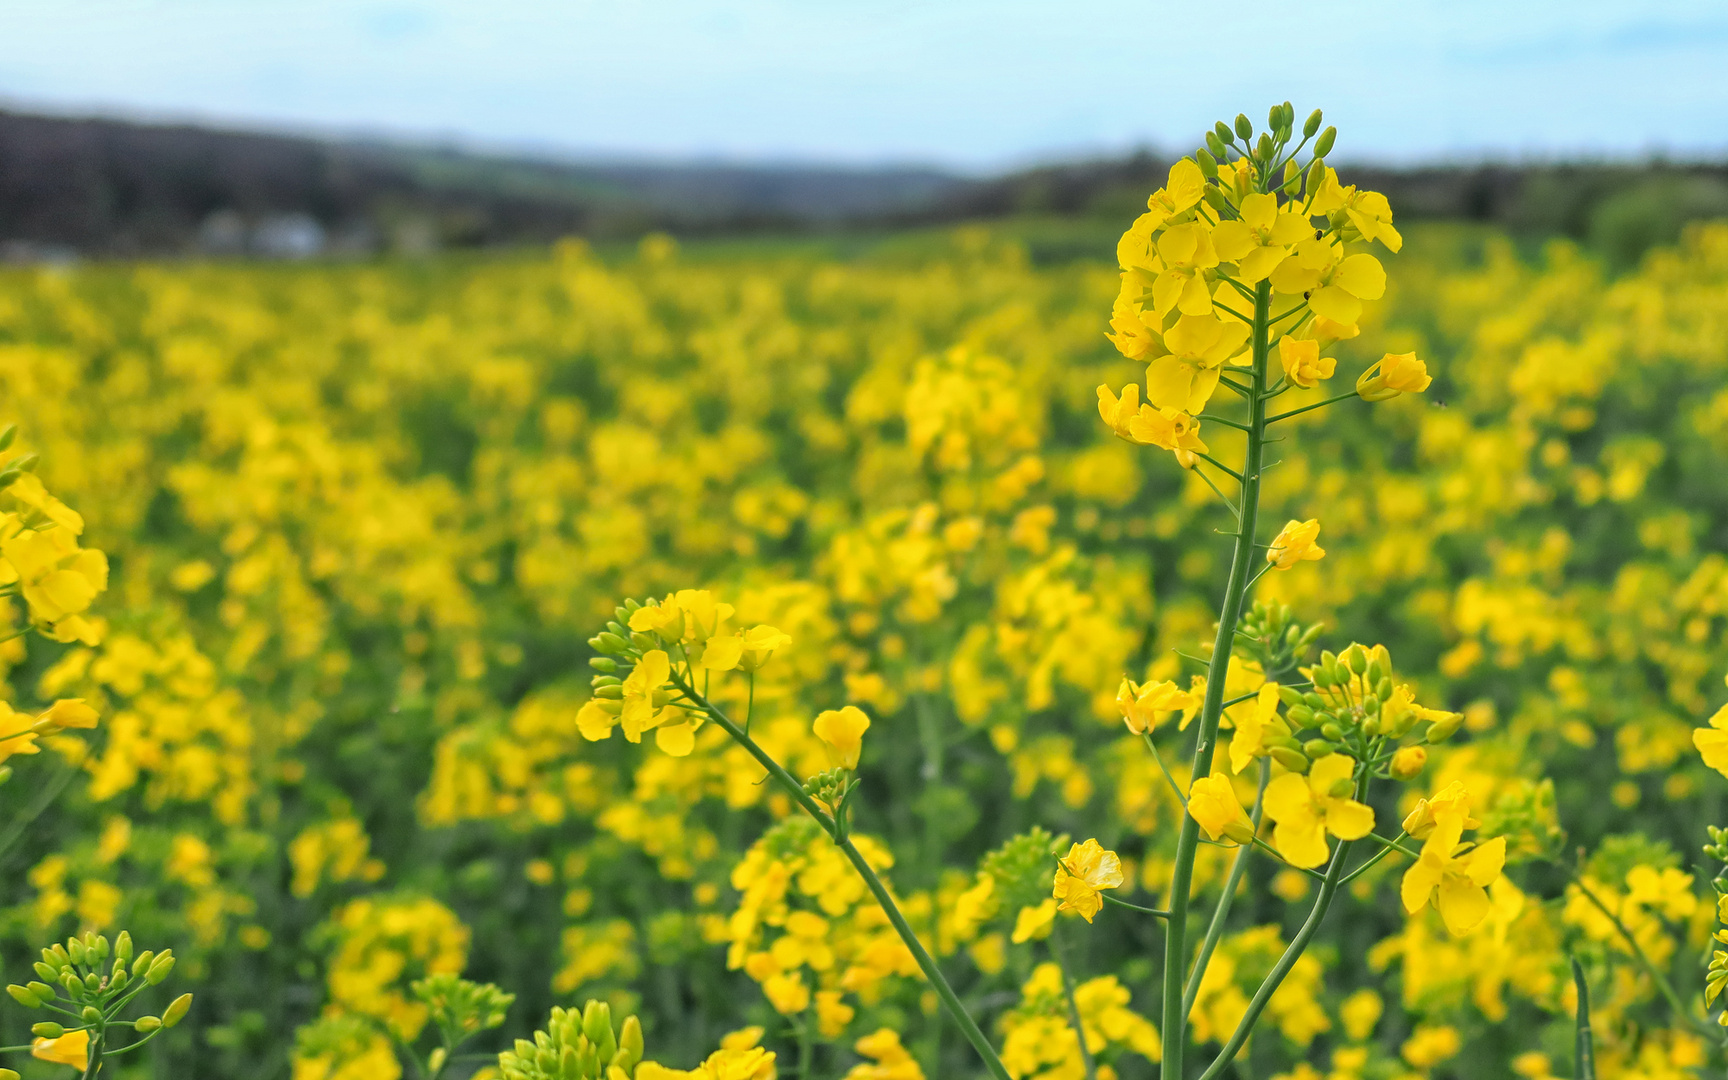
[3,106,1728,1080]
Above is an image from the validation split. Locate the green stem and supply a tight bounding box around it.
[1572,957,1595,1080]
[1195,835,1353,1080]
[1265,390,1360,425]
[1160,279,1273,1076]
[1053,921,1099,1080]
[1338,830,1411,886]
[673,677,1012,1080]
[1100,893,1169,918]
[80,1029,104,1080]
[1181,760,1271,1021]
[798,1001,815,1080]
[1569,873,1711,1039]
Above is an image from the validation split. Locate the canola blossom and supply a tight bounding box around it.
[2,100,1728,1080]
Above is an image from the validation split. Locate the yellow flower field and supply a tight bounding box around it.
[3,130,1728,1079]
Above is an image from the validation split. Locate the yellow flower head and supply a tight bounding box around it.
[1269,239,1386,329]
[1263,753,1375,869]
[1400,812,1506,935]
[1276,336,1337,390]
[1189,774,1256,845]
[1355,352,1431,402]
[1010,898,1056,943]
[8,473,84,534]
[1052,839,1124,923]
[0,702,41,766]
[812,705,870,770]
[1694,698,1728,778]
[702,624,791,673]
[1389,745,1428,779]
[1400,781,1480,841]
[33,1028,90,1069]
[1145,313,1251,415]
[1213,192,1312,283]
[1228,682,1281,775]
[1116,677,1198,735]
[1150,223,1220,318]
[672,589,735,645]
[620,650,674,743]
[37,698,98,732]
[1267,519,1325,571]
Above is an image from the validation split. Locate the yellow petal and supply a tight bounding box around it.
[1335,253,1386,300]
[1324,798,1376,841]
[655,722,696,757]
[1273,820,1330,870]
[1262,773,1312,824]
[1307,285,1362,326]
[1462,836,1507,887]
[1437,877,1492,935]
[1401,857,1441,914]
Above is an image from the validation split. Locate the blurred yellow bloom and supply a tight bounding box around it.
[1011,899,1056,943]
[1053,839,1123,922]
[32,1029,89,1068]
[1276,336,1336,390]
[812,706,870,769]
[0,703,40,765]
[1694,700,1728,778]
[8,473,84,534]
[1188,774,1255,844]
[1355,352,1431,402]
[1400,782,1479,841]
[1263,754,1374,869]
[37,698,98,732]
[1401,813,1506,936]
[1266,519,1325,571]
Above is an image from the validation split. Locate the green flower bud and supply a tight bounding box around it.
[1,1066,21,1080]
[1287,705,1314,725]
[1303,109,1323,139]
[115,931,132,965]
[1365,659,1384,685]
[27,982,55,1002]
[67,939,86,966]
[1303,739,1338,758]
[1315,126,1337,158]
[605,621,627,637]
[617,1015,644,1070]
[1270,747,1310,772]
[1426,714,1464,743]
[1319,723,1345,742]
[34,962,58,982]
[1303,692,1325,711]
[163,993,193,1028]
[1343,644,1367,676]
[1215,120,1236,146]
[1363,694,1381,715]
[1234,114,1253,141]
[588,657,617,673]
[1255,133,1273,159]
[1205,131,1227,160]
[592,684,623,700]
[81,1004,101,1022]
[0,765,11,786]
[1195,149,1218,179]
[135,1015,163,1034]
[92,935,109,961]
[628,632,656,652]
[132,951,154,977]
[1278,686,1305,707]
[31,1022,64,1039]
[428,1047,446,1073]
[1375,677,1393,701]
[594,632,627,654]
[6,984,39,1007]
[146,952,176,985]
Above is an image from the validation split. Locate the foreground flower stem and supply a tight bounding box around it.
[1160,279,1273,1074]
[1568,872,1710,1039]
[1194,834,1353,1080]
[671,677,1014,1080]
[1571,957,1596,1080]
[1053,919,1100,1080]
[1181,760,1270,1021]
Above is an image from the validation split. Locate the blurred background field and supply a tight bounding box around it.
[2,3,1728,1078]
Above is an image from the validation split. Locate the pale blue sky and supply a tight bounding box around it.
[5,1,1725,170]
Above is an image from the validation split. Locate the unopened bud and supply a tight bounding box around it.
[1270,747,1310,772]
[1287,705,1314,726]
[589,657,617,673]
[145,952,176,984]
[1255,133,1273,159]
[592,684,622,700]
[1314,126,1337,158]
[1234,114,1254,142]
[81,1005,100,1023]
[1202,186,1228,213]
[617,1014,644,1070]
[1426,713,1464,743]
[1390,746,1428,779]
[31,1022,64,1039]
[1303,739,1338,758]
[1319,723,1345,742]
[1303,109,1323,139]
[1326,778,1353,799]
[1205,131,1227,159]
[135,1015,163,1034]
[115,931,132,965]
[1195,149,1218,179]
[1278,686,1304,707]
[163,993,193,1028]
[1215,120,1236,146]
[6,984,39,1007]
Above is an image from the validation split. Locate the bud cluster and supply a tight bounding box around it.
[1200,103,1334,203]
[497,1000,645,1080]
[4,931,191,1076]
[1259,643,1460,777]
[1236,599,1323,678]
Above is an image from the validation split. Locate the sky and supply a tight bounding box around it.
[4,1,1726,172]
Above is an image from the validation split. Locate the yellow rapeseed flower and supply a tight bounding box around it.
[619,650,674,743]
[32,1029,89,1068]
[1263,754,1374,869]
[1276,336,1336,390]
[1145,313,1250,415]
[1694,699,1728,778]
[1266,519,1325,570]
[1052,839,1124,922]
[1188,774,1256,845]
[1355,352,1432,402]
[1401,812,1506,935]
[0,703,41,766]
[812,706,871,770]
[1228,682,1281,775]
[1116,677,1199,735]
[1213,193,1312,283]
